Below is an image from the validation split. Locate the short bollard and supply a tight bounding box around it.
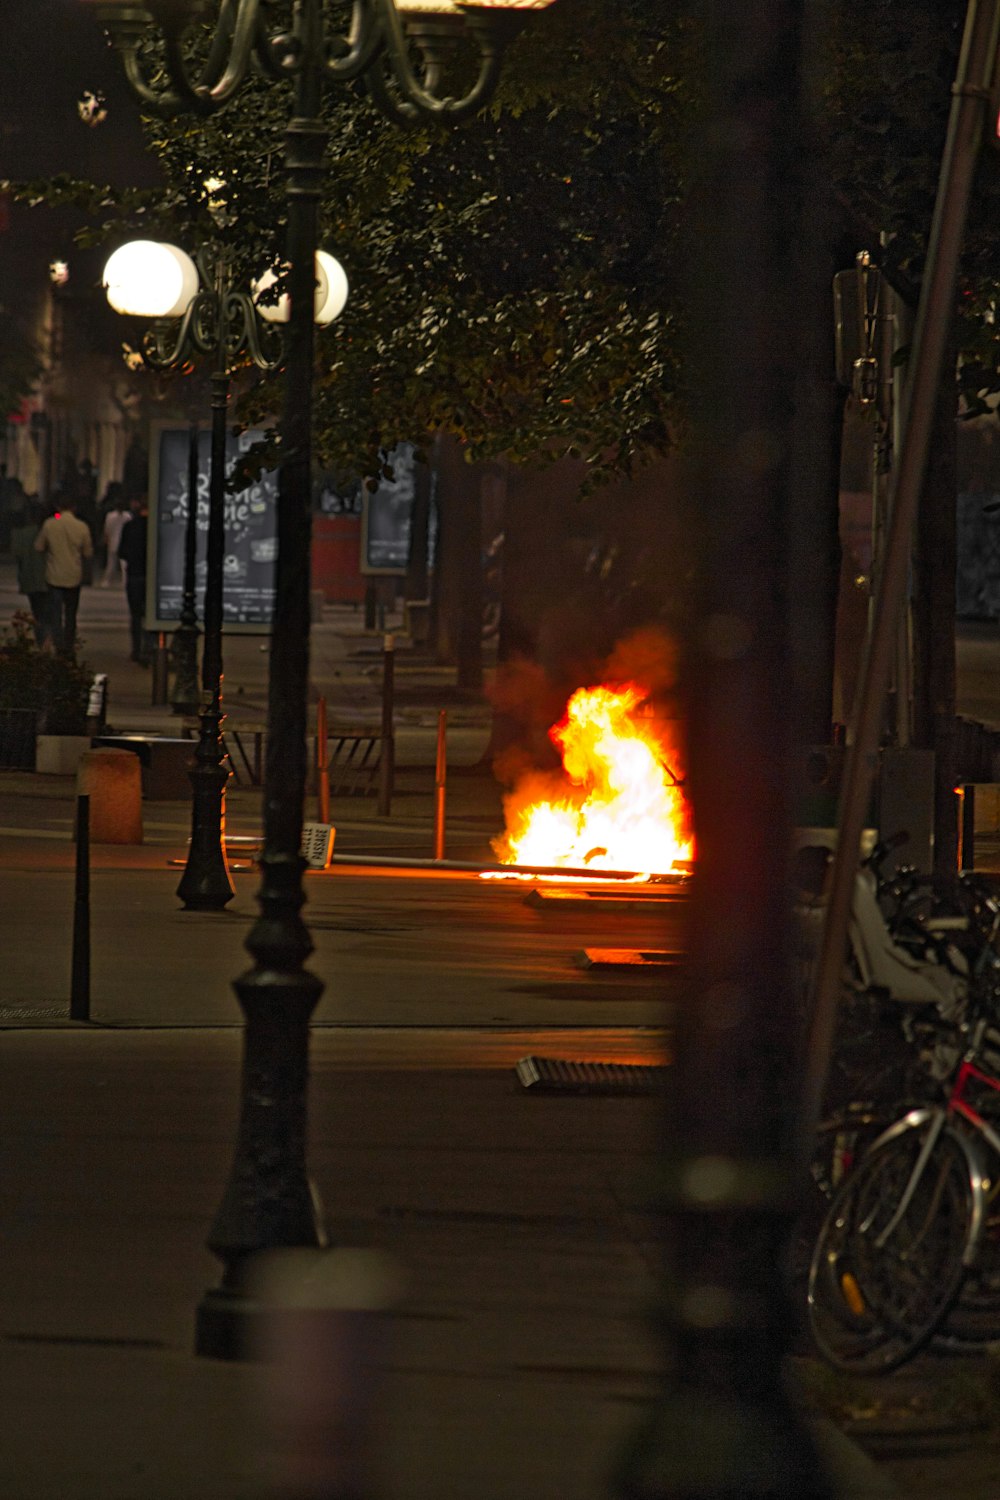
[71,794,90,1022]
[434,708,447,861]
[377,634,395,818]
[151,630,170,706]
[316,694,330,825]
[76,748,143,845]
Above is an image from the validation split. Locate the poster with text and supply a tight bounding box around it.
[149,423,278,632]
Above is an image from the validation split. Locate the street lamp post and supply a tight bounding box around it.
[88,0,552,1358]
[105,239,282,910]
[169,417,202,717]
[103,238,346,912]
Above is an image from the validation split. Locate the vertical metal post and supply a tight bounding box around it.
[317,694,330,824]
[958,784,976,870]
[70,794,90,1022]
[151,630,170,705]
[378,633,395,818]
[176,363,236,912]
[614,2,832,1494]
[171,419,202,715]
[434,708,447,861]
[195,43,328,1361]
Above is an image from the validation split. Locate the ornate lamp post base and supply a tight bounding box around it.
[176,706,235,910]
[170,622,200,716]
[195,864,325,1356]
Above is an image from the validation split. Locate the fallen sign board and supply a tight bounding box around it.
[576,948,684,970]
[302,822,336,869]
[516,1057,670,1095]
[526,885,688,913]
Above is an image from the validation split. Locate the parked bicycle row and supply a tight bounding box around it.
[794,832,1000,1374]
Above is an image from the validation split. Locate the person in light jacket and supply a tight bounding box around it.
[34,494,93,654]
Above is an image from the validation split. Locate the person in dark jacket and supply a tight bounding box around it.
[117,494,150,664]
[11,497,52,646]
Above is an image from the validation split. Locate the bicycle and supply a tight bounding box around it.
[807,880,1000,1374]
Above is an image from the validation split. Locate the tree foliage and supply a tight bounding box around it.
[8,1,690,484]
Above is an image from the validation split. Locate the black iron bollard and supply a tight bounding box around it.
[377,634,395,818]
[71,794,90,1022]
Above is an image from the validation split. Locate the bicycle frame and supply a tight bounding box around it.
[862,1104,991,1268]
[949,1055,1000,1166]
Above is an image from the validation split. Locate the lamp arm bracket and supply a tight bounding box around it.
[140,296,201,369]
[162,0,260,112]
[225,291,285,372]
[373,0,505,124]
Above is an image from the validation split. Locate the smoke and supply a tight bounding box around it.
[490,626,683,789]
[603,626,680,699]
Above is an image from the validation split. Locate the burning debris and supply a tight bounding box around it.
[491,680,694,879]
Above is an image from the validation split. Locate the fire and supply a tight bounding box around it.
[491,682,694,878]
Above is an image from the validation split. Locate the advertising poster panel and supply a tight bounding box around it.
[360,441,437,575]
[148,422,278,632]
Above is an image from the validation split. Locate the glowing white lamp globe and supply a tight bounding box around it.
[253,253,347,326]
[103,240,199,318]
[314,251,349,325]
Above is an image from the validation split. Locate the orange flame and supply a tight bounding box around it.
[491,682,694,877]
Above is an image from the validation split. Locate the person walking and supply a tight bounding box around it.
[117,493,151,665]
[10,497,52,646]
[33,493,92,654]
[101,495,128,587]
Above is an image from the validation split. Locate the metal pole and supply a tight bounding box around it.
[176,363,236,912]
[614,2,832,1493]
[378,633,395,818]
[70,793,90,1022]
[317,694,330,824]
[434,708,447,861]
[151,630,170,705]
[803,0,1000,1146]
[196,41,328,1360]
[171,419,201,715]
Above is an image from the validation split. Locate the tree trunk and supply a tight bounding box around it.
[431,434,484,693]
[405,450,431,604]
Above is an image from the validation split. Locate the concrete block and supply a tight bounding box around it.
[35,734,93,776]
[76,748,143,845]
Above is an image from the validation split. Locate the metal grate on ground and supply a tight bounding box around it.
[515,1056,669,1095]
[0,1002,71,1021]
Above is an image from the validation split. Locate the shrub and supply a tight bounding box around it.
[0,613,92,734]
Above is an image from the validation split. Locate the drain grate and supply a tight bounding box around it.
[577,948,684,970]
[515,1056,669,1095]
[0,1003,68,1021]
[5,1332,166,1350]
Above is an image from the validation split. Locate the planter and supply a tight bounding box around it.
[35,734,94,776]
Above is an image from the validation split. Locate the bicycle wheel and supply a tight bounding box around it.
[936,1218,1000,1349]
[808,1122,974,1373]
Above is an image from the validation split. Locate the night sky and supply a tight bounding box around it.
[0,1,158,312]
